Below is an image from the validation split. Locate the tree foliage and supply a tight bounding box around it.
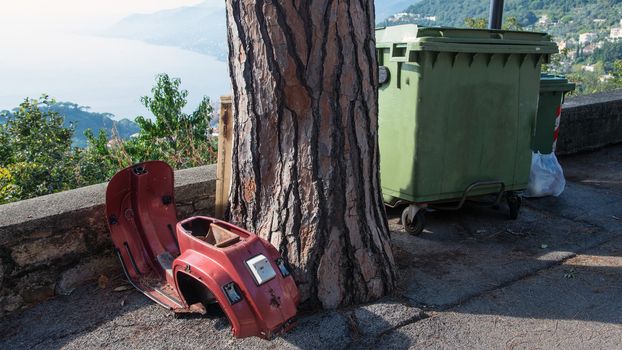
[0,96,77,203]
[591,41,622,70]
[464,17,487,29]
[0,74,217,204]
[405,0,618,31]
[567,58,622,94]
[405,1,622,95]
[613,60,622,84]
[130,74,217,169]
[464,16,524,30]
[47,102,140,148]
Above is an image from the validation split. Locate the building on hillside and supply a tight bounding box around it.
[537,15,550,26]
[387,12,418,23]
[611,26,622,40]
[593,19,606,25]
[600,74,614,82]
[561,38,576,50]
[579,32,598,44]
[582,64,596,72]
[392,12,409,20]
[582,44,597,55]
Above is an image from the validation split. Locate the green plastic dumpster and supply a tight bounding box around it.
[532,74,576,154]
[376,25,557,234]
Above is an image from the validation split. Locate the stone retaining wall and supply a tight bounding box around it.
[558,89,622,155]
[0,165,217,316]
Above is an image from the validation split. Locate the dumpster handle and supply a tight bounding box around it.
[432,180,506,211]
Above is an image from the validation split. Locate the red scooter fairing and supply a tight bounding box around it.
[105,161,300,339]
[174,216,300,338]
[105,161,183,309]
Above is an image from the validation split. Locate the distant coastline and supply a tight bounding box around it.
[0,32,231,122]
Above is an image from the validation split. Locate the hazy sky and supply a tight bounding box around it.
[0,0,230,118]
[0,0,207,31]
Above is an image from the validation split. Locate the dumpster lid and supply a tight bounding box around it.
[376,24,557,54]
[540,73,576,92]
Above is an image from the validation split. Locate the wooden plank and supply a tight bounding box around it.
[215,95,233,219]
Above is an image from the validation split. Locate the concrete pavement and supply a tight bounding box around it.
[1,144,621,349]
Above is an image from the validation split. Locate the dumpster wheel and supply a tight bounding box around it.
[506,192,522,220]
[402,207,426,236]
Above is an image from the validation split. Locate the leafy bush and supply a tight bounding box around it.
[464,16,523,30]
[0,96,77,203]
[0,74,217,204]
[130,74,217,168]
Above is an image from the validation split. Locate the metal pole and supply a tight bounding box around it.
[488,0,504,30]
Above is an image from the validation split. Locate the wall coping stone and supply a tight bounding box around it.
[563,89,622,109]
[0,164,217,244]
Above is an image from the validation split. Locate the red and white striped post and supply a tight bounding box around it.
[552,105,562,153]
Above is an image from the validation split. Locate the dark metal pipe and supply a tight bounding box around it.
[488,0,504,30]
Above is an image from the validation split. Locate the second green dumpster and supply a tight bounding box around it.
[532,74,576,154]
[376,24,557,234]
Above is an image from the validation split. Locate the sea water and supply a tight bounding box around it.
[0,30,230,120]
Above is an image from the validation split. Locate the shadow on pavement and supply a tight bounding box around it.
[388,145,622,325]
[0,282,149,349]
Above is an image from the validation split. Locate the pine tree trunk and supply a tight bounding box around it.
[225,0,395,308]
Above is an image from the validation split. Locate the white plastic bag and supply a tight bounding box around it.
[525,152,566,198]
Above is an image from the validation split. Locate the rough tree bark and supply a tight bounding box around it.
[225,0,395,308]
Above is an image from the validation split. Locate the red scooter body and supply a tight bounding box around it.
[105,161,299,339]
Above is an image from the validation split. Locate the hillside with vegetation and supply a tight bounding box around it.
[1,101,140,148]
[375,0,417,22]
[383,0,622,95]
[391,0,621,30]
[49,103,140,148]
[106,1,227,60]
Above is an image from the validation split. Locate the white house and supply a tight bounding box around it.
[583,44,597,55]
[579,32,598,44]
[537,15,550,26]
[583,64,596,72]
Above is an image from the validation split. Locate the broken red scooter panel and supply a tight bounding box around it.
[105,161,300,339]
